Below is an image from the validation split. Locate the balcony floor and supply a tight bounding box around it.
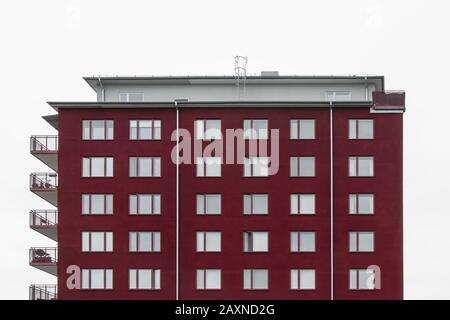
[30,225,57,241]
[31,152,58,171]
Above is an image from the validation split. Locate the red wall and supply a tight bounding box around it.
[57,105,403,300]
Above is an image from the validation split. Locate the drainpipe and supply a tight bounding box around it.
[365,75,369,101]
[330,101,334,300]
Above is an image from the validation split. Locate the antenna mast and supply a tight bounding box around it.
[234,56,248,100]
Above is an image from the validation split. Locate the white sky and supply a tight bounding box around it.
[0,0,449,300]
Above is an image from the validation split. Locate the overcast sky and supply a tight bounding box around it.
[0,0,449,300]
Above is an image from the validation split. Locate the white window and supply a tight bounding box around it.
[130,120,161,140]
[290,156,315,177]
[196,157,221,177]
[119,92,144,102]
[195,120,222,140]
[349,119,374,139]
[196,269,221,290]
[81,269,113,290]
[243,119,268,140]
[290,194,315,215]
[290,120,315,140]
[129,157,161,177]
[243,157,269,177]
[196,194,221,215]
[82,194,113,215]
[349,269,376,290]
[82,232,113,252]
[243,232,269,252]
[82,157,113,177]
[349,156,374,177]
[243,194,268,215]
[196,232,221,252]
[291,269,316,290]
[129,232,161,252]
[349,232,374,252]
[291,232,316,253]
[349,194,374,215]
[326,91,352,102]
[129,194,161,215]
[243,269,268,290]
[129,269,160,290]
[82,120,114,140]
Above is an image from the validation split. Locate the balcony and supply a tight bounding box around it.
[372,91,406,111]
[30,173,58,207]
[29,284,57,300]
[30,210,57,241]
[30,136,58,171]
[29,247,57,276]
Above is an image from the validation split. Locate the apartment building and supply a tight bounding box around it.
[29,74,405,300]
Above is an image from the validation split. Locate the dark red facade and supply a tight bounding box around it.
[57,102,403,300]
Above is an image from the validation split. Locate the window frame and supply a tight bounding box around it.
[243,231,269,253]
[348,156,374,177]
[82,120,114,141]
[81,231,113,252]
[119,92,144,102]
[349,119,374,140]
[129,194,161,215]
[196,157,222,177]
[82,157,114,177]
[129,157,161,177]
[196,194,222,215]
[290,269,316,290]
[129,119,161,140]
[290,119,316,140]
[349,231,375,253]
[129,269,161,290]
[243,269,269,290]
[290,194,316,215]
[349,193,375,215]
[349,269,376,290]
[196,231,222,253]
[290,231,316,253]
[196,269,222,290]
[129,231,161,252]
[81,194,113,215]
[81,269,113,290]
[243,194,269,215]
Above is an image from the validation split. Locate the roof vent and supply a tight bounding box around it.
[260,71,279,77]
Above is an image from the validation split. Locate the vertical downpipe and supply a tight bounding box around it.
[330,102,334,300]
[175,102,180,300]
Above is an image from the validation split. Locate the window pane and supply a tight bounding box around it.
[106,195,113,214]
[358,157,374,176]
[91,158,105,177]
[139,158,152,177]
[300,194,315,214]
[129,232,137,252]
[349,194,357,214]
[130,121,138,140]
[205,120,221,140]
[91,232,105,252]
[129,269,137,289]
[252,270,268,289]
[300,232,315,252]
[253,195,268,214]
[243,120,251,139]
[91,195,105,214]
[243,195,251,215]
[205,195,220,214]
[206,270,221,289]
[359,232,374,252]
[154,120,161,140]
[82,270,90,289]
[205,232,221,252]
[196,120,204,140]
[299,120,315,139]
[349,270,357,289]
[154,270,161,289]
[196,195,204,214]
[153,232,161,252]
[243,158,251,177]
[300,270,315,290]
[105,270,113,289]
[82,120,90,140]
[253,232,268,252]
[140,121,152,140]
[82,232,90,251]
[359,194,373,214]
[253,157,269,177]
[82,194,90,214]
[129,195,137,214]
[91,120,105,140]
[290,120,298,139]
[139,195,152,214]
[196,232,205,251]
[300,157,315,177]
[290,157,298,176]
[129,158,137,177]
[153,195,161,214]
[205,157,221,177]
[196,157,204,176]
[139,232,151,252]
[254,120,268,139]
[196,270,204,289]
[290,232,298,252]
[358,120,373,139]
[129,93,144,102]
[359,269,375,290]
[82,158,90,177]
[349,232,357,252]
[153,157,161,177]
[349,157,357,176]
[106,233,113,252]
[91,270,104,289]
[138,270,151,289]
[106,120,113,140]
[290,194,298,214]
[243,270,251,289]
[349,120,357,139]
[290,270,299,289]
[106,158,113,177]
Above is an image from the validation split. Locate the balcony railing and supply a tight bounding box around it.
[30,210,58,241]
[29,284,57,300]
[30,210,58,227]
[30,173,58,190]
[30,136,58,153]
[29,247,57,264]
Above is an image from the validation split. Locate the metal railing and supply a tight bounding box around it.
[29,284,57,300]
[30,136,58,153]
[30,210,58,227]
[30,173,58,189]
[29,247,57,264]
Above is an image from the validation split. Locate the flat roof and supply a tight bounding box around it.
[84,75,385,92]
